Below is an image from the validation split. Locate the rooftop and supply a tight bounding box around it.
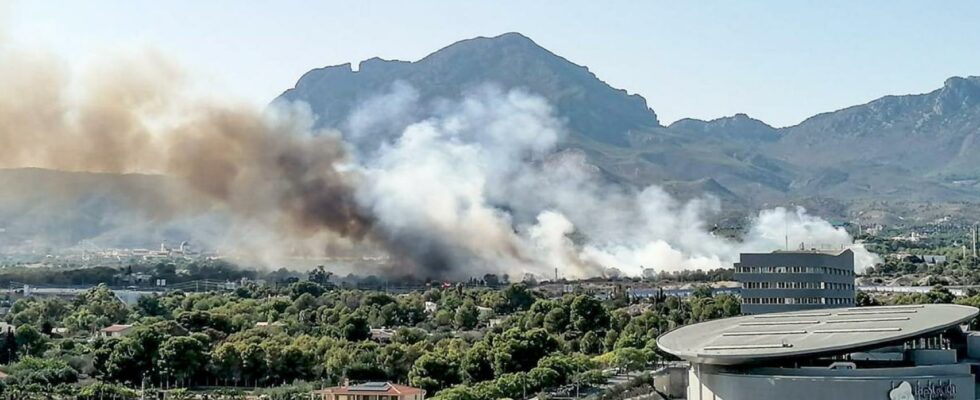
[317,382,424,396]
[768,248,853,256]
[658,304,978,365]
[99,324,133,333]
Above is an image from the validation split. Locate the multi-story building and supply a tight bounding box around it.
[735,249,855,314]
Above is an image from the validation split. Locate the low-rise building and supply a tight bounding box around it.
[659,304,980,400]
[99,324,133,338]
[921,255,948,265]
[370,328,396,342]
[313,382,425,400]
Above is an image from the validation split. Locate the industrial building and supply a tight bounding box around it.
[658,304,980,400]
[734,249,855,314]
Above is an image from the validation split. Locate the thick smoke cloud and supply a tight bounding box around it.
[0,49,371,262]
[0,47,877,278]
[341,84,878,278]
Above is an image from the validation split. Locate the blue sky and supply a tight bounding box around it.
[5,1,980,127]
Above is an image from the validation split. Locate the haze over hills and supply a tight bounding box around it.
[3,32,979,250]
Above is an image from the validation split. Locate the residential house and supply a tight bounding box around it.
[99,324,134,338]
[313,381,425,400]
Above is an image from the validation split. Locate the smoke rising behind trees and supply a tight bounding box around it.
[0,48,876,278]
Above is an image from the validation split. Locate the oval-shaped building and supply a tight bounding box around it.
[658,304,980,400]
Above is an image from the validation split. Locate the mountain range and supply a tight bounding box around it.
[4,32,979,249]
[278,32,980,223]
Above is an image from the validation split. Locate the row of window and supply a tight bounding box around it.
[741,297,854,305]
[735,266,853,275]
[742,281,854,290]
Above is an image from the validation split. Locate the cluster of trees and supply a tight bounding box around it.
[0,277,742,399]
[0,259,262,288]
[654,268,734,283]
[862,233,980,284]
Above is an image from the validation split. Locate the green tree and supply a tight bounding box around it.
[4,356,78,389]
[571,296,609,332]
[341,313,371,341]
[579,331,603,355]
[158,336,207,387]
[136,295,169,318]
[543,307,568,334]
[454,301,479,330]
[289,281,325,299]
[528,367,560,389]
[14,325,47,357]
[500,284,535,313]
[612,347,648,376]
[409,352,461,394]
[461,342,495,384]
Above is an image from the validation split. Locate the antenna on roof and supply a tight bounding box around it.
[785,219,789,251]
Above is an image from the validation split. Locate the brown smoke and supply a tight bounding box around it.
[0,48,371,244]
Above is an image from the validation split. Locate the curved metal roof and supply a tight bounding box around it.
[657,304,978,365]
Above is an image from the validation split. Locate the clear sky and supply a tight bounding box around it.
[5,1,980,127]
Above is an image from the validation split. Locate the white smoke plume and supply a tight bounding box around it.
[0,44,877,278]
[334,83,878,278]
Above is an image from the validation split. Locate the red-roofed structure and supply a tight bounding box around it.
[313,382,425,400]
[98,324,134,338]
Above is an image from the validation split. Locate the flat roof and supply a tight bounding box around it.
[657,304,978,365]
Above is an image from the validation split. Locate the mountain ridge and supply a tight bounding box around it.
[276,32,980,220]
[8,33,980,250]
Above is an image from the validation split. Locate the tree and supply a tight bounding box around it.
[77,285,129,324]
[409,352,461,394]
[433,385,478,400]
[308,265,334,287]
[0,328,18,364]
[579,331,603,355]
[571,296,609,332]
[537,353,595,385]
[136,296,169,318]
[289,281,325,299]
[856,291,880,307]
[454,301,479,330]
[528,367,560,389]
[434,310,454,327]
[543,307,568,334]
[691,285,714,299]
[612,347,648,376]
[158,336,207,387]
[341,313,371,341]
[210,342,243,385]
[239,343,268,386]
[14,325,47,357]
[77,382,138,400]
[500,284,535,313]
[483,274,500,287]
[4,356,78,389]
[492,328,558,375]
[461,342,495,384]
[104,325,168,385]
[381,343,419,383]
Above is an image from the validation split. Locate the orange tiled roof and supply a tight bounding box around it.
[317,382,424,396]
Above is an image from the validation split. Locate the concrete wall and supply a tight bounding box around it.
[687,363,974,400]
[653,366,688,398]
